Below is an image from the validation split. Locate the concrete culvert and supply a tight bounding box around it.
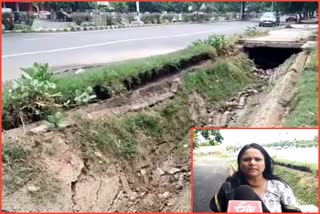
[244,47,302,70]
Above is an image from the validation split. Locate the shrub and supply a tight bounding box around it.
[14,24,31,32]
[47,112,69,128]
[192,34,229,55]
[140,13,161,24]
[161,14,175,23]
[123,13,135,24]
[81,22,96,27]
[2,12,14,30]
[74,86,96,105]
[2,63,62,130]
[245,26,258,37]
[70,13,90,26]
[114,13,122,25]
[20,12,35,26]
[182,13,193,22]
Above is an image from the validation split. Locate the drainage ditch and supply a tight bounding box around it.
[2,42,312,212]
[244,47,302,69]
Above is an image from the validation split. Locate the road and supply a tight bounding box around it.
[2,21,258,81]
[193,157,229,212]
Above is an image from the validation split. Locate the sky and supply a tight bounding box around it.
[200,129,318,146]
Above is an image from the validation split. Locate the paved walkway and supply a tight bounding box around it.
[244,24,318,48]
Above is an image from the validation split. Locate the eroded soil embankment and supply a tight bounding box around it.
[2,47,311,212]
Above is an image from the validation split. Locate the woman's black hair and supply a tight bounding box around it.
[226,143,286,187]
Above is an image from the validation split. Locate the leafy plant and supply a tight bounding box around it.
[74,86,96,105]
[47,112,69,128]
[2,12,14,30]
[3,63,62,130]
[70,13,90,26]
[245,26,258,37]
[193,130,224,148]
[192,34,229,55]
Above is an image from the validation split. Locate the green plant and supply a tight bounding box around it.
[47,112,69,128]
[192,34,229,55]
[124,113,163,138]
[80,22,96,27]
[70,13,90,25]
[206,34,228,52]
[140,13,161,24]
[14,24,31,32]
[2,12,14,30]
[161,14,175,23]
[245,26,258,37]
[3,63,62,130]
[74,86,96,105]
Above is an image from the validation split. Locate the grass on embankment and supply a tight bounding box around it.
[274,165,318,206]
[54,44,216,98]
[4,53,255,159]
[285,47,318,127]
[273,158,318,175]
[2,44,216,130]
[3,53,255,198]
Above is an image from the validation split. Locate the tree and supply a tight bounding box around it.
[110,2,128,13]
[194,130,224,148]
[275,2,318,20]
[43,2,96,12]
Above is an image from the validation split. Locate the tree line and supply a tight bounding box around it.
[39,2,317,18]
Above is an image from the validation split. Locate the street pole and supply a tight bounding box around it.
[271,2,274,12]
[136,1,140,23]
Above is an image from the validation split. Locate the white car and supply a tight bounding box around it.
[259,12,280,27]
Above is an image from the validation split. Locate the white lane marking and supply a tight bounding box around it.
[24,37,53,41]
[3,28,228,59]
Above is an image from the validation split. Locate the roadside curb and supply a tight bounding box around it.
[3,23,169,34]
[2,19,242,34]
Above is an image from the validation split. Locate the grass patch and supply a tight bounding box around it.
[2,44,216,130]
[77,117,139,160]
[2,146,34,192]
[274,158,318,175]
[2,144,61,202]
[285,48,318,127]
[53,44,216,99]
[181,53,254,102]
[75,53,255,160]
[124,113,163,139]
[274,165,318,206]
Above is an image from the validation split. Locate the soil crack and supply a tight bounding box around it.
[71,158,88,212]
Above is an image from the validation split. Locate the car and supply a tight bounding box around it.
[259,12,280,27]
[285,14,298,22]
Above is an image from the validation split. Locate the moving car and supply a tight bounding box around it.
[259,12,280,27]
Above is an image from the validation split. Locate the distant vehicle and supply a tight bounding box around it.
[39,10,51,19]
[285,14,298,22]
[259,12,280,27]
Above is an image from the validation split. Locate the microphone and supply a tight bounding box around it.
[227,185,266,213]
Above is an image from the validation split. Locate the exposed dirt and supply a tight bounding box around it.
[2,46,311,211]
[2,127,190,212]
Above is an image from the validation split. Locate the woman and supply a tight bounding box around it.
[210,143,301,212]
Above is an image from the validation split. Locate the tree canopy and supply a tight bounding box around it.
[194,130,224,148]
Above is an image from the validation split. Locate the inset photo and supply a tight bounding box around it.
[192,128,318,213]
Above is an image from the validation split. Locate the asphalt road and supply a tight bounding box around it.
[2,21,259,81]
[193,157,229,212]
